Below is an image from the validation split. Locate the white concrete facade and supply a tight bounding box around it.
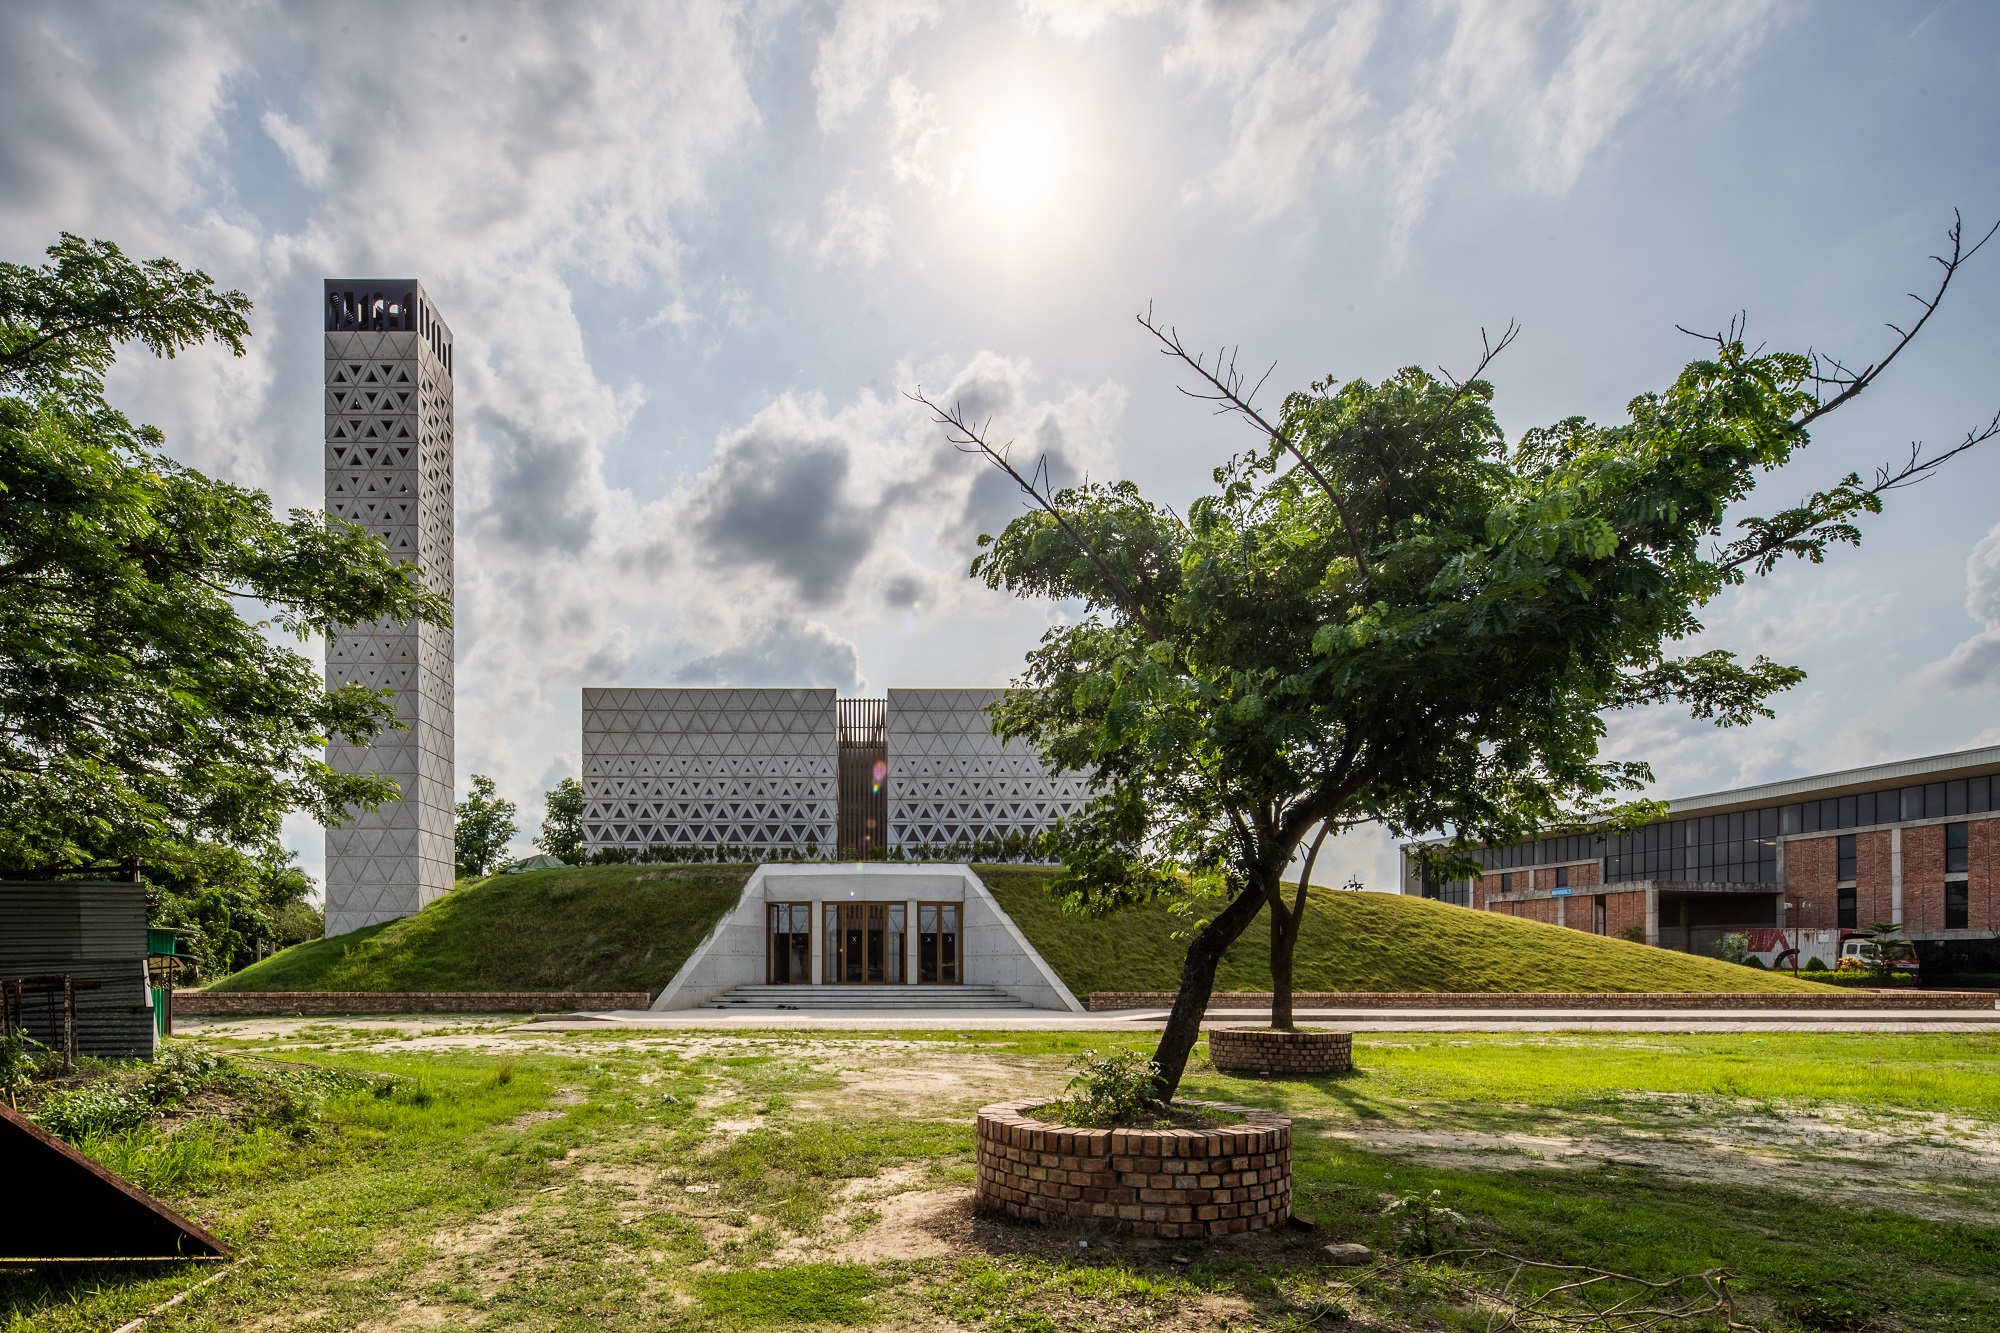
[886,688,1088,856]
[650,864,1083,1011]
[581,688,838,854]
[323,282,456,937]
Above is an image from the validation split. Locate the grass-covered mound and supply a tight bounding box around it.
[978,866,1834,994]
[207,865,750,993]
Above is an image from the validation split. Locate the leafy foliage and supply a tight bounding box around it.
[454,773,518,877]
[535,775,585,862]
[0,234,450,877]
[1382,1188,1469,1256]
[937,227,1994,1094]
[1045,1048,1166,1127]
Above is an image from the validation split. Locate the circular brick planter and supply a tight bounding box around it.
[974,1098,1291,1237]
[1207,1026,1352,1077]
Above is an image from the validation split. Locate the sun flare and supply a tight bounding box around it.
[978,116,1055,212]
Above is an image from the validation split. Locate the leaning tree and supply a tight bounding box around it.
[918,216,1997,1098]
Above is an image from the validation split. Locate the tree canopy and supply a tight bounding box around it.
[455,775,519,877]
[0,234,451,879]
[536,776,586,863]
[923,217,1997,1097]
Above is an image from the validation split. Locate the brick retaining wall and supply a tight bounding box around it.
[1087,990,1999,1011]
[1208,1026,1352,1076]
[974,1098,1290,1238]
[175,991,650,1016]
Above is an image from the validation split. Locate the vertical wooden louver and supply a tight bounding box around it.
[837,697,888,859]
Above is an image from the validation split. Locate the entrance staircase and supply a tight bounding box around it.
[701,983,1036,1011]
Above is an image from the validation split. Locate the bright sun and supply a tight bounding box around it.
[978,116,1055,212]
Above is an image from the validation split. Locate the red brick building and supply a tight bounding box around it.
[1403,747,2000,973]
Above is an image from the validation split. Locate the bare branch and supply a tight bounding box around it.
[1427,320,1521,427]
[1135,304,1374,580]
[907,388,1158,637]
[1793,211,1999,430]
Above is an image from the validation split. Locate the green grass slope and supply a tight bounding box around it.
[208,865,750,994]
[978,866,1834,995]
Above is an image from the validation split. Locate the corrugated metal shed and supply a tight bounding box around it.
[0,880,156,1060]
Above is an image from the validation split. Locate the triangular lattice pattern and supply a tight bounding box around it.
[884,689,1086,853]
[323,312,455,938]
[582,689,838,853]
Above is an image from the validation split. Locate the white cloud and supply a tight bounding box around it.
[812,0,942,130]
[816,186,893,266]
[1925,520,2000,691]
[260,108,329,188]
[1018,0,1168,40]
[886,74,962,195]
[1152,0,1790,223]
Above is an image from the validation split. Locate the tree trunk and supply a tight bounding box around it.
[1269,904,1296,1030]
[1269,824,1328,1034]
[1149,877,1275,1101]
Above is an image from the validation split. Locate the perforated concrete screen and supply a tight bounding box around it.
[580,688,1086,860]
[582,689,839,854]
[323,282,455,937]
[885,689,1087,855]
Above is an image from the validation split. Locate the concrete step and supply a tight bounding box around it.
[702,984,1034,1010]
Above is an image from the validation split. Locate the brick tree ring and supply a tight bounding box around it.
[1207,1026,1353,1077]
[973,1099,1292,1238]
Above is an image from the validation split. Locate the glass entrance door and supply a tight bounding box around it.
[823,902,905,983]
[917,902,959,983]
[767,903,811,983]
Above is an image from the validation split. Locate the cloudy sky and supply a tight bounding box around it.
[6,0,1998,891]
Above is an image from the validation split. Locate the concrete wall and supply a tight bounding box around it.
[651,863,1082,1011]
[324,294,456,938]
[581,688,839,857]
[884,689,1087,855]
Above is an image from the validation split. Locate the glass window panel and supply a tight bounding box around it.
[1857,792,1876,827]
[1803,802,1821,834]
[1926,783,1946,819]
[1759,807,1778,838]
[1973,775,1992,814]
[1946,882,1970,930]
[1902,787,1924,821]
[1837,834,1857,882]
[1781,804,1802,836]
[1838,796,1857,828]
[1947,780,1967,816]
[1946,822,1969,874]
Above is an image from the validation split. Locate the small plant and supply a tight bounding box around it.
[1382,1188,1467,1256]
[1049,1049,1165,1127]
[36,1082,151,1142]
[1711,933,1752,965]
[0,1030,50,1104]
[1617,925,1647,943]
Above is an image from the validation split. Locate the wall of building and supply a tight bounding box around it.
[884,689,1087,856]
[582,688,838,858]
[323,283,456,938]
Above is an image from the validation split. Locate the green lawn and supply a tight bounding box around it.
[5,1025,1995,1331]
[209,865,750,993]
[980,866,1834,993]
[216,862,1830,996]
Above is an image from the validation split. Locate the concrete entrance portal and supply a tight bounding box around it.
[650,863,1082,1011]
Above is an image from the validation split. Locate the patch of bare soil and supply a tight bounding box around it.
[790,1052,1064,1117]
[1317,1095,2000,1223]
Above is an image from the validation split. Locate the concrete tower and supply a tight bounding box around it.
[322,281,455,937]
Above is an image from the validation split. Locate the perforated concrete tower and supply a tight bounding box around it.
[322,281,455,937]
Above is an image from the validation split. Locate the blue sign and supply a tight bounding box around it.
[1550,887,1573,898]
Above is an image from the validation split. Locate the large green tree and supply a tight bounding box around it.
[921,218,1997,1098]
[0,235,451,880]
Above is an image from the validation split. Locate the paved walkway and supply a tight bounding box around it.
[525,1005,2000,1034]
